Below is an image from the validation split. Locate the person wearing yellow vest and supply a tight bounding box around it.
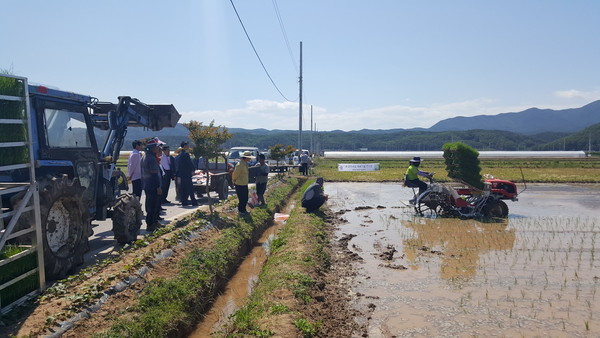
[404,156,431,203]
[232,151,254,215]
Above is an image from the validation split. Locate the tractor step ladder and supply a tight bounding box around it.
[0,74,45,314]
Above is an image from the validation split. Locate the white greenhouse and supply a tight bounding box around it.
[323,151,587,159]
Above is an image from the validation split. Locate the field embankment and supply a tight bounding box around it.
[220,181,361,337]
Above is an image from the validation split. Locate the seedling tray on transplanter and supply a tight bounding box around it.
[0,76,29,167]
[0,246,39,310]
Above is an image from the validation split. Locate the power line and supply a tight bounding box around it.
[272,0,299,74]
[229,0,295,102]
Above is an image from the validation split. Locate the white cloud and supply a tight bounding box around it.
[180,94,598,132]
[554,89,600,101]
[180,99,306,130]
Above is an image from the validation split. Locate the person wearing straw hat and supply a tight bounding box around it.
[404,156,431,203]
[232,151,255,215]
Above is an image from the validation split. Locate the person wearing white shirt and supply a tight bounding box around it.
[127,140,144,198]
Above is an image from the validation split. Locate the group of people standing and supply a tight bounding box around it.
[127,138,199,231]
[129,142,329,228]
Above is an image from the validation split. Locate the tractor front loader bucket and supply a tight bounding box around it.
[145,104,181,131]
[93,100,181,131]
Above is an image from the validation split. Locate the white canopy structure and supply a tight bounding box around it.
[323,151,587,159]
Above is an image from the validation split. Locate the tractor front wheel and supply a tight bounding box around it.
[112,193,143,244]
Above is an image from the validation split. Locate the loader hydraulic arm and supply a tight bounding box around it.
[102,96,151,161]
[91,96,181,162]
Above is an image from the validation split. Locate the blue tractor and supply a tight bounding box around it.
[7,83,180,279]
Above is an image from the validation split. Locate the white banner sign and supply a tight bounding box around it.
[337,163,380,172]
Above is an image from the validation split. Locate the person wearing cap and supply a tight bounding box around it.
[160,145,176,204]
[232,151,254,215]
[176,141,198,206]
[254,153,270,206]
[301,177,328,212]
[127,140,144,198]
[404,156,432,201]
[141,138,163,231]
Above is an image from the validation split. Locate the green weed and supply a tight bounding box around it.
[293,318,322,338]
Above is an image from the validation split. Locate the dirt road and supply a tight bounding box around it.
[80,184,225,272]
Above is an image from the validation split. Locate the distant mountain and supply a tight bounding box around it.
[429,100,600,135]
[116,101,599,151]
[533,122,600,151]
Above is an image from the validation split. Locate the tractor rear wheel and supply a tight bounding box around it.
[38,175,92,280]
[483,200,509,218]
[112,193,143,244]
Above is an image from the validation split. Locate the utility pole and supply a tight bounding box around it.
[310,105,313,154]
[298,41,303,153]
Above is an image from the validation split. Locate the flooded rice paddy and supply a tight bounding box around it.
[326,183,600,337]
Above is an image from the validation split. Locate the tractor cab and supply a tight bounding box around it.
[28,85,101,205]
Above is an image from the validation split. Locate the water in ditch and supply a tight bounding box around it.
[188,204,293,337]
[326,182,600,337]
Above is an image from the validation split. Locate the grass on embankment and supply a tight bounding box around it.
[312,157,600,183]
[223,179,350,337]
[94,177,300,337]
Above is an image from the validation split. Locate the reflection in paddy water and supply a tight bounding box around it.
[402,218,516,282]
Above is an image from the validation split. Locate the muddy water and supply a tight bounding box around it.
[327,183,600,337]
[189,205,293,337]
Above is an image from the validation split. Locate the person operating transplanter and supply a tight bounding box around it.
[403,156,432,203]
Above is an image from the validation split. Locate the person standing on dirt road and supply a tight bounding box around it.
[232,151,254,215]
[127,140,144,198]
[300,151,310,176]
[254,153,270,206]
[301,177,328,212]
[176,141,198,206]
[404,156,431,202]
[160,145,176,204]
[141,139,163,231]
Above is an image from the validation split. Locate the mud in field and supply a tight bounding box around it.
[326,183,600,337]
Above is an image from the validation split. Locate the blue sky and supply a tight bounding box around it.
[2,1,600,131]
